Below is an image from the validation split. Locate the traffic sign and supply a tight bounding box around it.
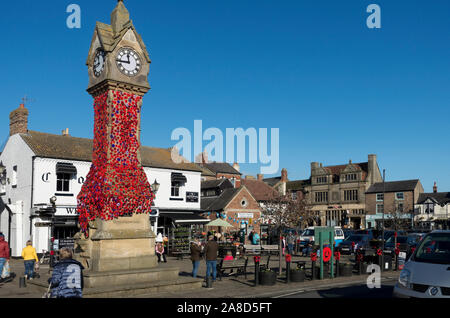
[323,247,332,262]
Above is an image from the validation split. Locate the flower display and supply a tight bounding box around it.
[77,90,154,235]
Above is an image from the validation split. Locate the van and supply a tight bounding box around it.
[299,226,345,247]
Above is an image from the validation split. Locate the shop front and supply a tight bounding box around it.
[157,210,209,256]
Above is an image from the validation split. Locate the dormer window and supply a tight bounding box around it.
[344,174,357,181]
[171,173,187,198]
[56,163,77,193]
[316,176,327,184]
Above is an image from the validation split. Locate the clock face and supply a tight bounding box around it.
[116,48,142,77]
[93,50,105,77]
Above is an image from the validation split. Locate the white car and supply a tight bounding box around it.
[393,230,450,298]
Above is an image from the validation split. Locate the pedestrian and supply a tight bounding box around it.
[252,231,260,245]
[287,232,295,255]
[155,242,167,263]
[224,250,234,261]
[190,238,202,278]
[0,234,10,282]
[282,236,286,255]
[48,247,84,298]
[21,240,39,280]
[163,235,169,257]
[204,235,219,282]
[248,231,254,244]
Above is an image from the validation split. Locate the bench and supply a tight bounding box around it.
[248,255,271,271]
[261,245,279,255]
[217,257,249,280]
[243,245,262,255]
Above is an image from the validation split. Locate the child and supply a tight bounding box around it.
[224,250,234,261]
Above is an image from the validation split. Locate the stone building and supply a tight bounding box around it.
[287,154,383,229]
[263,168,289,195]
[365,179,424,229]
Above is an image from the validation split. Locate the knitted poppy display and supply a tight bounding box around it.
[77,90,154,235]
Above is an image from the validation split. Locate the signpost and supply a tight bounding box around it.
[314,227,335,280]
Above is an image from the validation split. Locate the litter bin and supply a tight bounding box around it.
[382,254,393,271]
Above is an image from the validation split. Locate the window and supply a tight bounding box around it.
[171,181,181,197]
[316,176,327,184]
[291,192,298,201]
[397,203,404,213]
[56,173,71,192]
[376,193,384,202]
[343,190,358,201]
[231,177,236,187]
[345,174,357,181]
[396,192,404,200]
[11,166,17,187]
[315,191,328,203]
[425,203,434,214]
[376,204,384,214]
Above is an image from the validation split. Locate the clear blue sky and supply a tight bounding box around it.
[1,0,449,192]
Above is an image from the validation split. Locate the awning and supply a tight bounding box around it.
[56,162,77,175]
[160,212,209,224]
[171,173,187,184]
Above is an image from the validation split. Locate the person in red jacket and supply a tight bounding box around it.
[0,234,10,277]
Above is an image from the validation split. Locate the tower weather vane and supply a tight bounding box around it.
[21,95,35,107]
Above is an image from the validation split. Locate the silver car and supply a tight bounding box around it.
[394,230,450,298]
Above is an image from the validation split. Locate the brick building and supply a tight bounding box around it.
[365,179,424,229]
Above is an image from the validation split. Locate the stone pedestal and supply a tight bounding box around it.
[74,213,176,289]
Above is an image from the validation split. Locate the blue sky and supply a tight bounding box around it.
[1,0,449,191]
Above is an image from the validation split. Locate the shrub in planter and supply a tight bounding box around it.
[314,264,331,279]
[289,269,305,282]
[259,270,277,286]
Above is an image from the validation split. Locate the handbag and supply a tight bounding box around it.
[1,261,10,278]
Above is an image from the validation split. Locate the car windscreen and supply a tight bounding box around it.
[345,235,366,242]
[386,236,407,244]
[302,229,314,237]
[413,233,450,265]
[335,229,344,237]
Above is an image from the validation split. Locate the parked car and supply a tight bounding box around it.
[384,235,409,255]
[299,226,345,248]
[336,234,371,255]
[378,230,407,241]
[343,229,355,239]
[393,230,450,298]
[354,229,375,240]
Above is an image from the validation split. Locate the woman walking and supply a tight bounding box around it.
[21,240,39,280]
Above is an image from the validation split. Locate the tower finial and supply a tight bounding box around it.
[111,0,130,33]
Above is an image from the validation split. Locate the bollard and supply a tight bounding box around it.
[310,252,317,281]
[205,276,213,289]
[334,252,341,277]
[285,254,292,284]
[254,256,260,287]
[19,276,26,288]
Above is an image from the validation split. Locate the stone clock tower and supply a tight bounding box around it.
[72,2,184,292]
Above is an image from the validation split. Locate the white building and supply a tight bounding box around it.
[415,185,450,230]
[0,104,207,257]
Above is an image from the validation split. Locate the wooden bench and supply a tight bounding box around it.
[217,257,249,280]
[243,245,262,255]
[261,245,279,255]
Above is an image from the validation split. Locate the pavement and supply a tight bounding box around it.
[0,254,400,298]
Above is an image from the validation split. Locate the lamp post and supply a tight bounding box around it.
[150,180,160,234]
[49,196,57,270]
[381,169,385,272]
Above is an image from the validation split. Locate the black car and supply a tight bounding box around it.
[337,234,371,255]
[343,229,355,240]
[354,229,375,240]
[377,230,407,241]
[383,235,409,255]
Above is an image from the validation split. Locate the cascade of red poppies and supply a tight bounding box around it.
[77,90,154,234]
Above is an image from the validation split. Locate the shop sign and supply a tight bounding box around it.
[238,213,253,219]
[186,192,199,203]
[59,239,75,250]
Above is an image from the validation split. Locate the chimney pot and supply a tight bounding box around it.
[257,174,264,181]
[433,182,438,193]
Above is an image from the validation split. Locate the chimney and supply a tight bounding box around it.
[62,128,70,136]
[433,182,438,193]
[368,154,378,183]
[349,160,352,164]
[257,174,264,181]
[232,162,240,173]
[281,168,288,182]
[9,104,29,136]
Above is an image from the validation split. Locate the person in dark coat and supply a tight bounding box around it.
[190,238,202,278]
[204,235,219,282]
[48,248,84,298]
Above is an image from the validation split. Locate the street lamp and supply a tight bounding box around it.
[49,196,57,269]
[151,179,160,194]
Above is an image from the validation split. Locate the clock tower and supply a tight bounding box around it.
[77,0,154,234]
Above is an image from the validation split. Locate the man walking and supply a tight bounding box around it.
[204,235,219,282]
[287,232,295,255]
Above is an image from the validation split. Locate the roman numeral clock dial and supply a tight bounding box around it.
[116,48,142,77]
